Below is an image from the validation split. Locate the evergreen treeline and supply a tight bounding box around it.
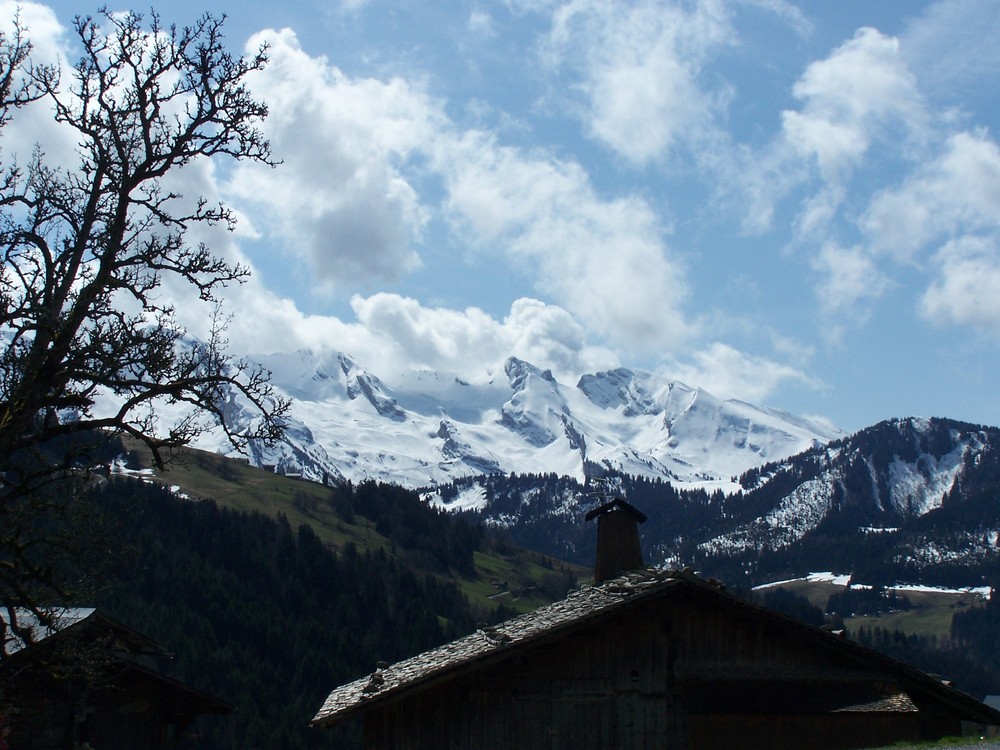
[351,480,482,575]
[951,589,1000,696]
[750,587,1000,700]
[453,471,731,569]
[92,478,483,749]
[752,587,825,627]
[826,586,911,618]
[452,418,1000,593]
[852,624,999,700]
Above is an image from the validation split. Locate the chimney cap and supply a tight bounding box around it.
[584,498,647,524]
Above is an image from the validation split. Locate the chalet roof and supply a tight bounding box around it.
[2,608,97,655]
[312,569,683,726]
[2,607,166,657]
[3,607,231,715]
[311,568,1000,729]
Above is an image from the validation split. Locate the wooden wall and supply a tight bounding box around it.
[364,610,685,750]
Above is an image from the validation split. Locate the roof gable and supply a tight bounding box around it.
[3,607,232,716]
[2,607,164,657]
[313,570,685,725]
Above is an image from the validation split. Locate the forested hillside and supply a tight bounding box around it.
[437,419,1000,592]
[92,478,497,749]
[757,585,1000,700]
[951,591,1000,695]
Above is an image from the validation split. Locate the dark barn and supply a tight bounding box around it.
[312,569,1000,750]
[2,608,230,749]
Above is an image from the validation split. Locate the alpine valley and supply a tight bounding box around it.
[89,350,1000,749]
[179,348,1000,589]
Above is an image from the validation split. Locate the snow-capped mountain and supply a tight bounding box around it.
[680,416,1000,585]
[194,350,842,491]
[424,417,1000,587]
[697,417,997,557]
[118,342,1000,588]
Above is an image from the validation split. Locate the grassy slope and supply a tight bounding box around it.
[120,439,587,616]
[765,579,988,640]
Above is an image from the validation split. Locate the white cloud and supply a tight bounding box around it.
[781,27,924,182]
[337,0,370,12]
[0,3,78,169]
[721,23,966,345]
[197,289,616,383]
[228,28,439,290]
[503,298,618,376]
[811,242,889,323]
[666,342,818,405]
[225,26,696,354]
[468,8,495,36]
[739,0,811,37]
[0,1,64,65]
[540,0,734,166]
[197,21,708,360]
[803,29,921,180]
[737,26,926,241]
[7,14,699,370]
[864,131,1000,262]
[437,130,694,351]
[901,0,1000,98]
[921,236,1000,336]
[0,8,322,360]
[350,293,506,373]
[345,294,617,382]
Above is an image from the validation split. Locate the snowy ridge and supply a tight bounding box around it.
[188,351,842,490]
[885,436,979,515]
[420,417,1000,586]
[88,344,1000,586]
[696,417,998,559]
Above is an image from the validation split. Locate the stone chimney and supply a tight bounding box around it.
[585,498,647,583]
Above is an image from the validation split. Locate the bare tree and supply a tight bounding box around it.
[0,10,288,654]
[0,13,46,123]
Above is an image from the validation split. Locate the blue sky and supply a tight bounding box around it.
[5,0,1000,434]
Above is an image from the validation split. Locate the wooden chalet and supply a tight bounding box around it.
[2,608,230,749]
[313,498,1000,748]
[312,567,1000,749]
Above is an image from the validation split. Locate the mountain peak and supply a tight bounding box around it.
[576,367,662,417]
[184,348,841,490]
[335,353,405,421]
[504,357,556,391]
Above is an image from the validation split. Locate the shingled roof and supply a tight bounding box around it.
[311,568,1000,729]
[312,569,690,726]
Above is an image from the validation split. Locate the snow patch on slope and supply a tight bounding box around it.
[700,475,837,555]
[426,484,489,513]
[887,443,969,515]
